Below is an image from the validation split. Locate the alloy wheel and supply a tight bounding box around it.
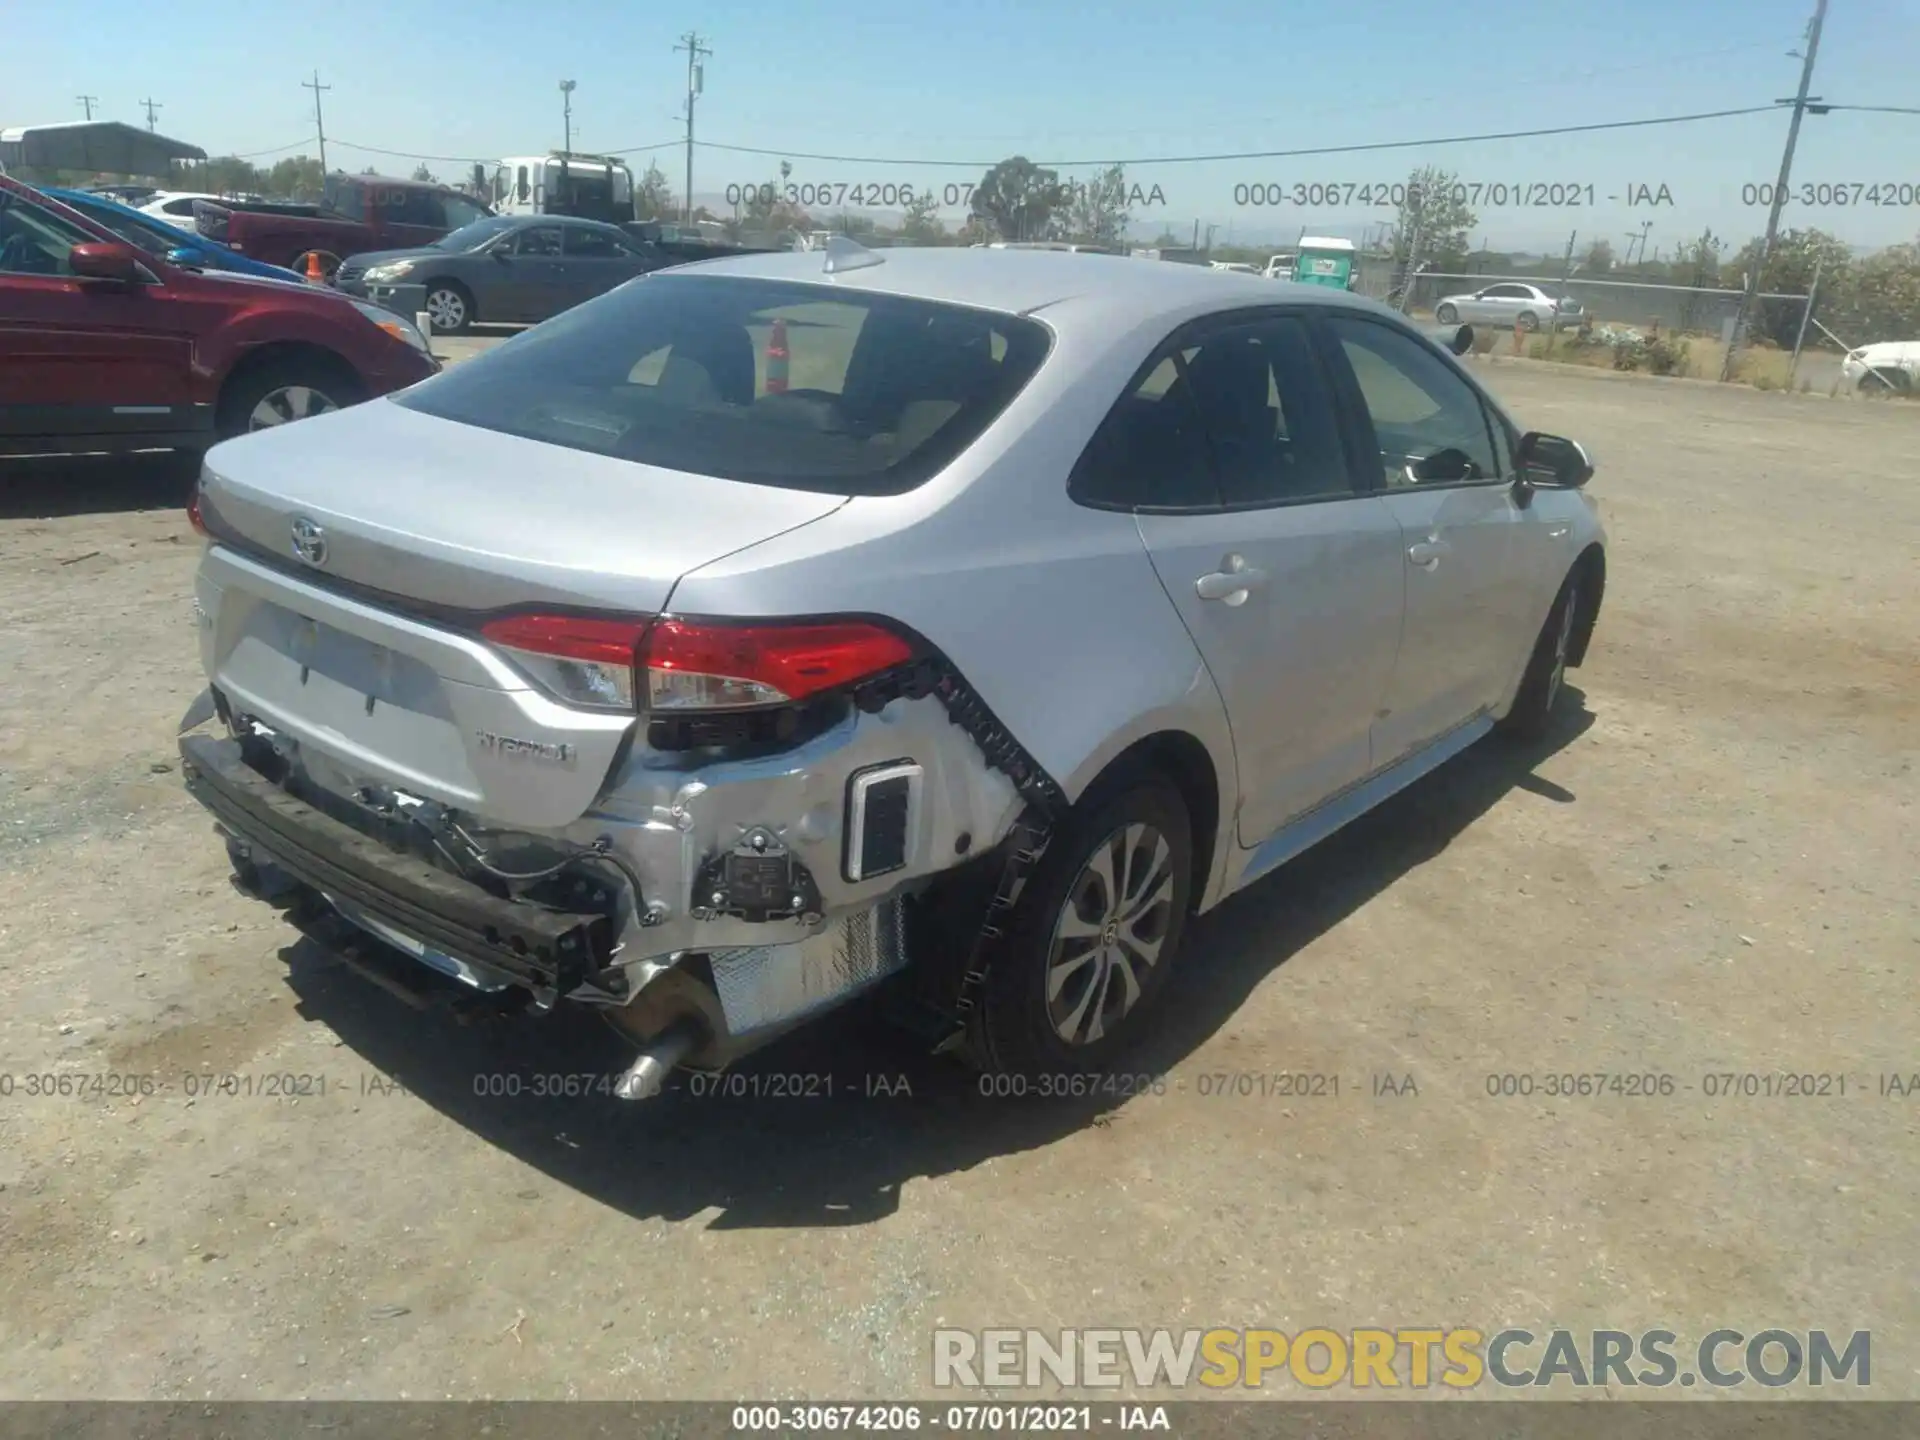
[426,288,467,331]
[1045,821,1176,1046]
[1546,586,1579,710]
[248,386,338,431]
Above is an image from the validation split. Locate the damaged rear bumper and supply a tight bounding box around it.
[180,724,938,1069]
[180,733,612,998]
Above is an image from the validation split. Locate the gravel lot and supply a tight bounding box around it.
[0,358,1913,1402]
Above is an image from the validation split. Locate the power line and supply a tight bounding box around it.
[685,104,1790,169]
[227,137,321,159]
[1822,103,1920,114]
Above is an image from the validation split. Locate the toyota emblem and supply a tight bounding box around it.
[289,516,328,568]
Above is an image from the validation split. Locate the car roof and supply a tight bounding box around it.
[655,245,1391,324]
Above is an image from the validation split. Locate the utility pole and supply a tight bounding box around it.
[140,98,163,132]
[76,95,99,121]
[1722,0,1829,380]
[675,32,711,225]
[302,70,332,175]
[1545,230,1578,357]
[560,80,576,157]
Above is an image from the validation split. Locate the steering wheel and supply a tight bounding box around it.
[0,230,49,274]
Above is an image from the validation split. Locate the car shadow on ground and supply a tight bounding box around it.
[280,696,1596,1230]
[0,452,198,520]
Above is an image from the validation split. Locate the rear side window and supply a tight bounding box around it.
[394,274,1051,496]
[1070,314,1353,510]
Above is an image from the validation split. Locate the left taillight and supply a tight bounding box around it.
[479,614,916,715]
[481,613,649,711]
[186,488,207,536]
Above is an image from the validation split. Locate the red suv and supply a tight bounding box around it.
[0,175,438,459]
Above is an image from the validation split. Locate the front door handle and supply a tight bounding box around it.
[1195,554,1268,605]
[1407,537,1448,570]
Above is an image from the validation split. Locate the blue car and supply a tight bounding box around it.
[40,186,305,282]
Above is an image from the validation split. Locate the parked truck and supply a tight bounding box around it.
[193,172,494,280]
[489,153,634,224]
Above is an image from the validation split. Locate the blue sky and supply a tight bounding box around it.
[11,0,1919,251]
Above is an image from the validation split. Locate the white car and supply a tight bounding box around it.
[138,191,242,229]
[1840,340,1919,395]
[1435,282,1584,333]
[1210,261,1261,276]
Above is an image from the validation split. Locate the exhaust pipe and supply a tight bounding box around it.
[612,1019,705,1101]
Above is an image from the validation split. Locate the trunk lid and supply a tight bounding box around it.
[196,399,848,828]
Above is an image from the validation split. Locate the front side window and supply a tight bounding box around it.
[1324,316,1500,487]
[394,274,1051,496]
[513,226,563,257]
[0,194,92,277]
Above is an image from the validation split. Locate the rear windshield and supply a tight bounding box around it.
[393,273,1053,496]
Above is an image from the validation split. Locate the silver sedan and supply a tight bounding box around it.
[180,244,1608,1094]
[1436,281,1584,332]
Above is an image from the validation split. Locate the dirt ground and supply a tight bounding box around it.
[0,359,1913,1402]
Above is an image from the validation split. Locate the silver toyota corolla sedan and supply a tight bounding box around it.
[178,241,1606,1096]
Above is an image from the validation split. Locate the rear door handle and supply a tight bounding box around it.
[1407,537,1449,570]
[1195,554,1268,605]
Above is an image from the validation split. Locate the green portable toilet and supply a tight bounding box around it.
[1293,235,1357,290]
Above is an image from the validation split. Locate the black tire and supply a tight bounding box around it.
[1516,310,1541,333]
[423,282,474,335]
[1860,367,1911,397]
[1435,302,1459,324]
[215,355,363,440]
[1499,572,1582,742]
[966,772,1194,1079]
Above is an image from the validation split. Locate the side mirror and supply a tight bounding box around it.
[1516,432,1595,489]
[165,245,200,267]
[70,241,144,284]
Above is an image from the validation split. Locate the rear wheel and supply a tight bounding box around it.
[216,356,363,439]
[967,773,1193,1079]
[1435,302,1459,324]
[424,283,473,335]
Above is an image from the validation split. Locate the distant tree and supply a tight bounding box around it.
[1669,228,1726,331]
[901,188,947,244]
[263,156,325,199]
[1582,238,1614,276]
[411,163,438,184]
[633,160,675,222]
[1727,228,1854,346]
[742,160,811,236]
[361,166,380,176]
[1391,165,1477,273]
[972,156,1064,242]
[1150,226,1182,248]
[954,214,995,246]
[1060,164,1132,246]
